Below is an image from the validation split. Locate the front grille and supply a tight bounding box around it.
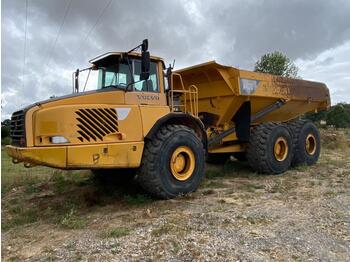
[75,108,119,142]
[10,110,26,146]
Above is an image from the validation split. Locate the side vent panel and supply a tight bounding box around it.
[75,108,119,142]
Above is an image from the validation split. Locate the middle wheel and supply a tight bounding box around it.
[247,122,293,174]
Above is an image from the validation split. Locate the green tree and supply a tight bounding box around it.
[304,103,350,128]
[326,103,350,128]
[1,119,11,139]
[254,51,298,77]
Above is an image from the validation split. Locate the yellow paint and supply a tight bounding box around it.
[26,105,40,147]
[209,144,245,153]
[6,145,66,168]
[67,142,144,168]
[306,133,317,155]
[274,137,288,161]
[176,61,330,126]
[33,104,143,146]
[7,56,330,170]
[170,146,195,181]
[6,142,144,169]
[139,105,170,136]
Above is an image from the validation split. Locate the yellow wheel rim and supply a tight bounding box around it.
[274,137,289,162]
[170,146,195,181]
[305,134,316,155]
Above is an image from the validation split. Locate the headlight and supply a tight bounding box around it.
[50,136,69,144]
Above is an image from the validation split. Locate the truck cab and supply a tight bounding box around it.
[6,41,203,174]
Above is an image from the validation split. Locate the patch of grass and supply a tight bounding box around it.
[110,243,120,254]
[323,191,337,197]
[237,183,265,192]
[321,130,350,151]
[267,179,294,194]
[151,223,175,237]
[294,164,309,172]
[171,240,181,254]
[205,169,225,179]
[1,147,91,198]
[206,161,253,180]
[202,180,227,189]
[60,207,87,229]
[24,183,43,194]
[2,209,39,230]
[1,148,54,194]
[101,227,130,238]
[52,170,91,194]
[124,194,151,205]
[246,215,272,225]
[52,173,70,194]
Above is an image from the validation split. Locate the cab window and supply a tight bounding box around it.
[133,61,159,92]
[97,62,131,89]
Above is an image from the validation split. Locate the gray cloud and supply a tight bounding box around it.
[2,0,350,119]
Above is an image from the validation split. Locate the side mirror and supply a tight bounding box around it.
[74,69,79,93]
[141,39,148,52]
[141,51,150,80]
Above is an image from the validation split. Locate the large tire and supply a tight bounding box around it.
[247,122,293,174]
[288,120,321,166]
[136,124,206,199]
[206,153,231,164]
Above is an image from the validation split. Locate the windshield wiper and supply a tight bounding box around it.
[102,85,126,91]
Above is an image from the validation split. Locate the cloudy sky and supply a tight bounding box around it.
[1,0,350,120]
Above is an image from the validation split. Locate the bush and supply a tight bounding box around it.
[1,136,11,145]
[1,125,10,139]
[326,103,350,128]
[304,103,350,128]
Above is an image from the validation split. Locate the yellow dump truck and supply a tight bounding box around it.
[6,40,330,198]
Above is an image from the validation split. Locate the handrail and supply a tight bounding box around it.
[168,73,198,117]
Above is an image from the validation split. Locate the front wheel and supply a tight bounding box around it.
[136,125,206,199]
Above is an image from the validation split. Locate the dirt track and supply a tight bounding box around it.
[2,130,350,261]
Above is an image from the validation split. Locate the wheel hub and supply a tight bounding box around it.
[305,134,316,155]
[274,137,288,162]
[170,146,195,181]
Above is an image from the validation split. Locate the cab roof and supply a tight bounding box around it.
[89,52,165,68]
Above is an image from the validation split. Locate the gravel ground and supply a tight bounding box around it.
[2,130,350,261]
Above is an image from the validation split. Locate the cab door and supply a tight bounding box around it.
[125,59,170,137]
[125,60,167,105]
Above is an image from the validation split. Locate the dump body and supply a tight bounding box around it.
[175,61,330,128]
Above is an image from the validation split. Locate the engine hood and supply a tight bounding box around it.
[33,88,125,110]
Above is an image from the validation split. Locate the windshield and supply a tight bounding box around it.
[97,58,159,92]
[97,62,131,89]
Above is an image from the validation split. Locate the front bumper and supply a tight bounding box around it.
[5,142,144,169]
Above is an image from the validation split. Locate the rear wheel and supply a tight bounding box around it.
[136,125,205,199]
[288,120,321,166]
[247,122,293,174]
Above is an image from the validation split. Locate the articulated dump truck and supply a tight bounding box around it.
[6,40,330,199]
